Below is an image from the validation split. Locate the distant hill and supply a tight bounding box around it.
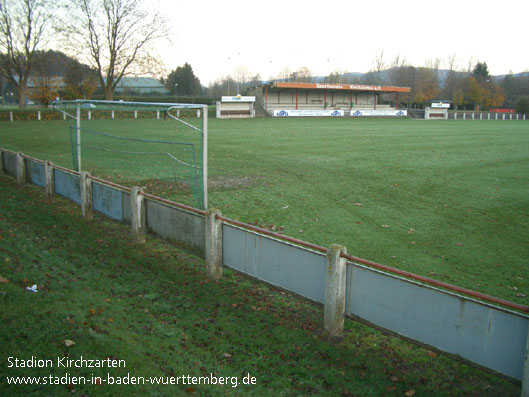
[311,68,528,86]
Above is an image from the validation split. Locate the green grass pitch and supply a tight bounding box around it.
[1,116,528,305]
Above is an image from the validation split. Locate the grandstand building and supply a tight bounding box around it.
[258,82,410,117]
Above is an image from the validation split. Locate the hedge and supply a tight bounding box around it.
[0,106,217,122]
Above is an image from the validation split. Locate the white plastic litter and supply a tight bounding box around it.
[26,284,38,293]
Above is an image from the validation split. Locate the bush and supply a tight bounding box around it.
[515,96,529,114]
[90,95,216,106]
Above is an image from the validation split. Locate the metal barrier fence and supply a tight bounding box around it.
[449,112,527,120]
[1,147,528,389]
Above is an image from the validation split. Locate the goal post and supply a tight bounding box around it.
[54,99,208,210]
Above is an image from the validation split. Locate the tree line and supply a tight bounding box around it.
[0,0,166,107]
[1,0,528,113]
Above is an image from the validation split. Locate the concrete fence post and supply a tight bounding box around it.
[38,111,41,121]
[88,110,91,120]
[44,160,54,198]
[324,244,347,339]
[9,112,13,122]
[130,186,146,243]
[16,152,25,185]
[80,171,93,219]
[0,151,4,176]
[205,208,223,280]
[522,327,529,397]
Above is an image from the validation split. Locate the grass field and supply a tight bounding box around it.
[1,117,528,307]
[0,176,520,396]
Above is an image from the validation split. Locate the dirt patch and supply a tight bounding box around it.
[208,175,260,190]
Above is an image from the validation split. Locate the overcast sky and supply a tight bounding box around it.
[159,0,528,85]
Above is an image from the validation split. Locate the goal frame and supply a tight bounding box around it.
[54,99,208,210]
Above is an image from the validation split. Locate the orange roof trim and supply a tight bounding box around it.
[271,82,410,93]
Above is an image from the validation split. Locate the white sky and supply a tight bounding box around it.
[158,0,529,86]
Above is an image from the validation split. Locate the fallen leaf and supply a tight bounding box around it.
[390,376,400,382]
[89,309,96,315]
[0,276,9,283]
[185,386,195,393]
[108,318,113,322]
[223,353,232,359]
[405,390,416,397]
[427,350,437,358]
[64,339,75,347]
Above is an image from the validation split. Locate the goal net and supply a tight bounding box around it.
[54,100,208,210]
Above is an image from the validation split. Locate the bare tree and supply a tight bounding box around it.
[61,0,169,100]
[326,68,348,84]
[372,50,385,85]
[290,66,313,83]
[444,53,459,73]
[275,66,292,82]
[440,54,462,102]
[0,0,54,108]
[233,65,252,93]
[388,54,408,86]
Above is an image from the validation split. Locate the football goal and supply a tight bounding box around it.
[54,100,208,210]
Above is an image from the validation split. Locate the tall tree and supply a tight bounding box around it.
[439,54,463,102]
[165,63,201,97]
[290,66,313,83]
[275,66,292,82]
[413,64,439,106]
[63,60,97,99]
[326,69,348,84]
[0,0,54,108]
[62,0,168,100]
[372,50,386,85]
[388,54,408,87]
[515,96,529,114]
[472,62,490,83]
[29,50,61,105]
[456,62,505,110]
